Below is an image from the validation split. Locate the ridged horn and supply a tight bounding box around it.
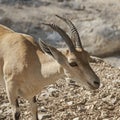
[42,23,76,52]
[56,15,83,49]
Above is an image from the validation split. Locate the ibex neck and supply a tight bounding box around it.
[36,50,65,89]
[40,59,64,87]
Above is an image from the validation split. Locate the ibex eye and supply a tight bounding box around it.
[69,62,78,67]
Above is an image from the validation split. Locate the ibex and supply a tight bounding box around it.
[0,15,100,120]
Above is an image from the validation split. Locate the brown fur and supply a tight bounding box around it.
[0,24,63,120]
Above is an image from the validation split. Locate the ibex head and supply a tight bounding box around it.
[40,15,100,89]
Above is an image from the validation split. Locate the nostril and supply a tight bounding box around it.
[94,81,100,86]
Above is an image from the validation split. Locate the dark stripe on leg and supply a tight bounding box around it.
[33,96,39,120]
[33,96,37,103]
[15,112,20,120]
[16,99,19,107]
[15,99,20,120]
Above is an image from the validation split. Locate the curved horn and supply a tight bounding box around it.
[42,23,76,52]
[56,15,83,49]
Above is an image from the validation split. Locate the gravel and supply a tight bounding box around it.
[0,60,120,120]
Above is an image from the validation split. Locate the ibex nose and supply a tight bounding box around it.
[93,80,100,88]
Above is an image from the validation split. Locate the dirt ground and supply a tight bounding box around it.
[0,0,120,120]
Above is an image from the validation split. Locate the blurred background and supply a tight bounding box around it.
[0,0,120,68]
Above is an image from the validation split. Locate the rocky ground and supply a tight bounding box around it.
[0,0,120,120]
[0,61,120,120]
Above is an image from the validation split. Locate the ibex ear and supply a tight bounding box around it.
[39,40,68,66]
[39,39,53,57]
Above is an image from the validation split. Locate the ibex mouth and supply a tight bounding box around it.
[87,82,98,90]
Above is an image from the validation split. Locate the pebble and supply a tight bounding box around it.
[67,101,73,106]
[0,109,2,114]
[73,117,80,120]
[38,113,51,120]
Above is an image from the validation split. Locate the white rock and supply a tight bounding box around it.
[0,109,2,114]
[67,101,73,106]
[73,117,80,120]
[38,113,51,120]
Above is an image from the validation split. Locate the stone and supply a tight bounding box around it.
[73,117,80,120]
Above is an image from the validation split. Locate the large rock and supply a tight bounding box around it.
[81,22,120,57]
[58,0,120,57]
